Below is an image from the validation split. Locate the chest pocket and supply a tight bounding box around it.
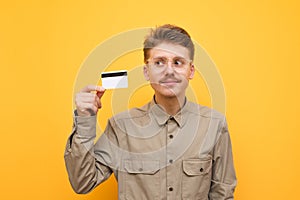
[123,160,160,200]
[182,159,212,199]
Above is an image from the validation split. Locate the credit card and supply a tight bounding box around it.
[101,70,128,89]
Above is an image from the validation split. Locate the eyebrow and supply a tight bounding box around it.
[151,56,186,60]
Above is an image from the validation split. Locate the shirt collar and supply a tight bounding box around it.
[149,96,190,128]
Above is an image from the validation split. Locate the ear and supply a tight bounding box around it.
[188,64,195,79]
[143,65,150,81]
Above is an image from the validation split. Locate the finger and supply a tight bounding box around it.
[80,85,96,93]
[95,96,101,108]
[77,102,98,114]
[76,93,101,109]
[76,92,95,99]
[80,85,105,93]
[76,93,100,104]
[96,86,106,93]
[91,96,101,109]
[96,90,105,99]
[95,86,106,98]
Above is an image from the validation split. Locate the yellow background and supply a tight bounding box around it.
[1,0,299,199]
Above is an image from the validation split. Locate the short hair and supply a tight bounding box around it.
[143,24,195,62]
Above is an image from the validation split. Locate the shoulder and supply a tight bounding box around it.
[187,101,226,121]
[186,101,228,134]
[109,102,151,125]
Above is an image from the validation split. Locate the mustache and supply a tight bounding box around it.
[159,78,181,83]
[159,75,181,83]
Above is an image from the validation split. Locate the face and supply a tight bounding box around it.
[143,42,195,100]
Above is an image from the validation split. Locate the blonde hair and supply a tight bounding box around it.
[143,24,194,62]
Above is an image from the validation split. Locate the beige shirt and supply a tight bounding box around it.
[64,99,237,199]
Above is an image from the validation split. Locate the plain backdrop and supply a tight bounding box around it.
[0,0,299,199]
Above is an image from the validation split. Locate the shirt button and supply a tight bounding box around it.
[200,168,204,172]
[168,187,173,191]
[169,159,173,163]
[138,168,143,171]
[169,134,173,139]
[68,148,72,152]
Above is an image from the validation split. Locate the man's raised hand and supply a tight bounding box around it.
[75,85,106,117]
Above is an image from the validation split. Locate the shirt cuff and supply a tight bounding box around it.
[73,112,97,137]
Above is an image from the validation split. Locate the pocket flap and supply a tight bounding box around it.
[183,159,212,176]
[124,160,160,174]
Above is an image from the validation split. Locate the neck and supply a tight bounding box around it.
[154,94,186,116]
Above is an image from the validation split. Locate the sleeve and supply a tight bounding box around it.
[63,113,113,194]
[208,120,237,199]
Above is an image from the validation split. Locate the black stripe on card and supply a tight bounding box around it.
[101,71,127,78]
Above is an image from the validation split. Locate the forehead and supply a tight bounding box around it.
[149,43,190,59]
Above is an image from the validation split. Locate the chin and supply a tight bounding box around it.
[151,84,181,98]
[162,93,177,98]
[158,88,179,98]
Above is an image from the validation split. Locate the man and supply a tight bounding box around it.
[64,24,237,199]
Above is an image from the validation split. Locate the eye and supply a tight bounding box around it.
[154,59,165,66]
[174,59,183,66]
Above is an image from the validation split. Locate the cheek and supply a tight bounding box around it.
[178,71,190,80]
[148,71,161,81]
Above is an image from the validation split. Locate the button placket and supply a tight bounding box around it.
[165,117,177,199]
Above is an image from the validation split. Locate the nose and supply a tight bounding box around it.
[165,60,175,74]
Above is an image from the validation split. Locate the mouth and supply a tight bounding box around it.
[159,79,181,87]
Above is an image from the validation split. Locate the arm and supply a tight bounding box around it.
[64,115,112,194]
[209,121,237,199]
[64,85,112,194]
